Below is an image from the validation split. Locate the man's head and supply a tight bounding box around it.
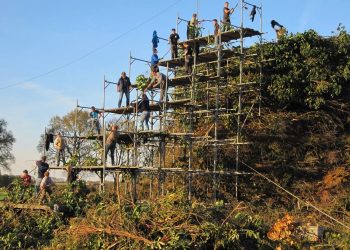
[121,72,126,78]
[192,13,197,18]
[91,106,96,111]
[111,125,118,131]
[172,28,176,33]
[23,170,28,175]
[153,48,158,54]
[44,171,50,177]
[213,19,218,24]
[57,132,62,136]
[225,2,229,7]
[142,94,148,100]
[41,156,47,162]
[152,65,159,73]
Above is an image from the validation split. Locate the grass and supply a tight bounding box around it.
[0,189,8,201]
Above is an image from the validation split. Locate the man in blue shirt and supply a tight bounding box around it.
[151,49,159,66]
[89,106,102,134]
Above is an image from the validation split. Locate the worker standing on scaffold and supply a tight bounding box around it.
[184,42,193,75]
[222,1,234,32]
[138,94,151,131]
[169,28,180,59]
[188,13,199,39]
[117,72,132,108]
[105,125,119,166]
[54,132,66,166]
[89,106,102,134]
[213,19,221,45]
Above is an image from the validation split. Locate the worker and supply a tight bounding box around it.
[35,156,49,196]
[146,65,167,102]
[188,13,199,39]
[213,19,220,45]
[152,30,159,49]
[105,125,119,166]
[222,1,234,32]
[117,72,132,108]
[20,170,32,201]
[66,165,78,184]
[184,43,193,75]
[39,171,54,204]
[151,48,159,67]
[89,106,102,134]
[169,28,180,59]
[138,94,151,131]
[54,132,66,166]
[271,20,287,40]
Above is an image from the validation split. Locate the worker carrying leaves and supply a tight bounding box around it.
[146,65,167,103]
[54,132,66,167]
[222,1,235,32]
[271,20,287,40]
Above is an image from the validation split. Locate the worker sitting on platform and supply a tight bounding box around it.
[117,72,132,108]
[271,20,287,41]
[35,156,49,196]
[151,48,159,67]
[138,94,151,131]
[184,42,193,75]
[213,19,220,45]
[222,1,234,32]
[188,13,199,39]
[39,171,54,204]
[146,65,167,103]
[169,28,180,59]
[54,132,66,167]
[89,106,102,134]
[105,125,119,166]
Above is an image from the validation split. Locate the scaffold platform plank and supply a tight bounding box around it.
[0,202,52,212]
[103,99,192,115]
[159,48,238,68]
[50,166,252,176]
[176,28,262,48]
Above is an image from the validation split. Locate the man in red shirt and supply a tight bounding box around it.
[20,170,32,201]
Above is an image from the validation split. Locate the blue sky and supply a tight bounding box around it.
[1,0,350,176]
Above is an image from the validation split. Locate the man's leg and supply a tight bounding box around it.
[56,151,60,166]
[171,45,175,59]
[139,112,146,130]
[105,144,110,164]
[35,178,41,196]
[110,145,116,166]
[125,90,130,106]
[61,149,66,165]
[145,112,150,130]
[174,45,178,58]
[118,91,124,108]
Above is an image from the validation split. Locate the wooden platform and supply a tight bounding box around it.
[50,165,252,176]
[159,48,238,68]
[176,28,262,48]
[0,202,52,212]
[103,99,192,115]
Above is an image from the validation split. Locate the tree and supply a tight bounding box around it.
[0,119,15,171]
[38,110,102,166]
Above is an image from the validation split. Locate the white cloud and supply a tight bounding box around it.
[20,82,75,107]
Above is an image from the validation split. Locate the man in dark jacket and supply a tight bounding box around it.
[117,72,131,108]
[138,94,151,130]
[35,156,49,195]
[105,125,119,166]
[169,28,180,59]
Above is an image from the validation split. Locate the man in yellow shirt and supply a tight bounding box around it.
[54,132,66,166]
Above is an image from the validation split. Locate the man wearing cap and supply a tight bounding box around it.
[117,72,132,108]
[35,156,49,195]
[105,125,119,166]
[54,132,66,166]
